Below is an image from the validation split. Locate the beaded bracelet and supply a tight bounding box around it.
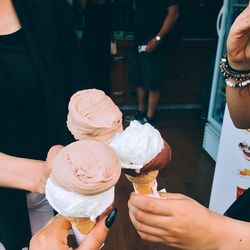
[226,79,250,88]
[220,53,250,81]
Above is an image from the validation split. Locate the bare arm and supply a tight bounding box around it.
[0,153,46,193]
[0,145,62,193]
[226,87,250,129]
[226,3,250,128]
[128,192,250,250]
[146,4,179,53]
[157,5,179,39]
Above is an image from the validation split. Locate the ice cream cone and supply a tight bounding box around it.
[67,216,96,235]
[46,140,121,245]
[125,170,159,195]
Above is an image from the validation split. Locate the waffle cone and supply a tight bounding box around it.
[125,170,159,195]
[67,216,96,235]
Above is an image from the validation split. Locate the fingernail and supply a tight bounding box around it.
[105,208,117,229]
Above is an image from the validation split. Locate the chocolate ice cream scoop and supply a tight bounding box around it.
[123,140,171,177]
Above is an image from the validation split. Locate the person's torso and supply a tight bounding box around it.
[134,0,175,44]
[0,28,48,159]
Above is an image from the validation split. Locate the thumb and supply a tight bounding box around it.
[77,208,117,250]
[159,192,190,200]
[46,145,64,172]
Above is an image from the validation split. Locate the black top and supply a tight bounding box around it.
[0,0,90,156]
[134,0,178,45]
[0,29,47,159]
[0,1,89,249]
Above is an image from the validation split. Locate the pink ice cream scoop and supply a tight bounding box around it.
[46,140,121,244]
[50,140,121,195]
[67,89,123,142]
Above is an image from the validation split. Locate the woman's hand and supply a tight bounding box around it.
[227,3,250,71]
[29,215,72,250]
[30,208,117,250]
[128,192,224,250]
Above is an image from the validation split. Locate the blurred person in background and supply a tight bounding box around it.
[124,0,179,125]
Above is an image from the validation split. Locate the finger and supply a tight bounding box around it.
[128,201,170,230]
[97,203,114,221]
[137,231,179,248]
[158,192,168,199]
[77,208,117,250]
[137,231,166,244]
[158,192,191,200]
[77,218,108,250]
[30,216,72,250]
[46,145,64,171]
[47,145,64,159]
[129,210,168,237]
[52,215,72,231]
[36,215,71,236]
[129,192,188,216]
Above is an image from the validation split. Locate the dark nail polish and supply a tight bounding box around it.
[105,208,117,229]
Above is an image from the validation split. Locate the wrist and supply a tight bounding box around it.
[220,54,250,83]
[227,52,250,72]
[29,160,46,193]
[203,211,229,250]
[155,35,161,43]
[217,217,250,250]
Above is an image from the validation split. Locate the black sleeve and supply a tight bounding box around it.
[224,188,250,222]
[53,0,91,95]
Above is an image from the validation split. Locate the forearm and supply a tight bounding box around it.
[225,51,250,129]
[201,211,250,250]
[226,86,250,129]
[157,5,179,38]
[217,216,250,250]
[0,152,44,191]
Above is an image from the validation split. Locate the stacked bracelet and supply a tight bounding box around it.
[220,53,250,81]
[226,79,250,88]
[220,53,250,88]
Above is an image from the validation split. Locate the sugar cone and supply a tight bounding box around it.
[67,216,96,235]
[125,170,159,195]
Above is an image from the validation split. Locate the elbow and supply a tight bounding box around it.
[173,5,180,21]
[171,11,179,23]
[175,10,180,21]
